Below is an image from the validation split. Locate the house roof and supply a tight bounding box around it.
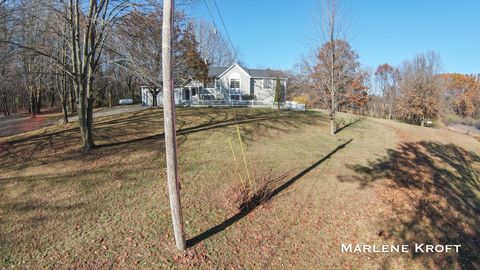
[208,63,285,79]
[247,68,283,78]
[208,66,229,77]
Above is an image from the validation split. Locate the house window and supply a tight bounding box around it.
[230,94,240,100]
[263,79,273,89]
[230,79,240,89]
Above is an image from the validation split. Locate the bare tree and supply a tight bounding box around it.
[313,0,352,136]
[113,7,164,106]
[0,0,16,116]
[194,19,234,67]
[374,63,398,120]
[63,0,132,151]
[14,0,54,116]
[312,38,360,135]
[113,7,207,107]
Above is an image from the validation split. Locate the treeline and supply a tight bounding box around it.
[0,0,234,151]
[288,48,479,127]
[0,0,234,117]
[287,0,479,130]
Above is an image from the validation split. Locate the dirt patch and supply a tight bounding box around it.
[173,243,209,267]
[391,126,418,143]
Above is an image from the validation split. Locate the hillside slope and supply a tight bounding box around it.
[1,108,478,269]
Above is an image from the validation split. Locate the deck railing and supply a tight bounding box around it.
[176,100,305,111]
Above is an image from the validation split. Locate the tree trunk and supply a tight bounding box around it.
[50,90,55,108]
[387,101,392,120]
[35,87,41,114]
[329,28,336,137]
[128,77,134,103]
[12,97,16,114]
[77,81,95,151]
[70,84,76,113]
[2,96,8,116]
[85,95,95,148]
[108,86,112,108]
[150,90,158,107]
[330,92,336,136]
[29,89,36,116]
[330,114,335,136]
[62,100,69,123]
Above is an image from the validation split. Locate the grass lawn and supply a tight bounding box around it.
[1,108,479,269]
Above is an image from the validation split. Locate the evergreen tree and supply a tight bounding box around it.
[176,22,208,84]
[274,77,284,109]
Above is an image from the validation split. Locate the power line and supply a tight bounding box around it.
[210,0,238,62]
[201,0,219,33]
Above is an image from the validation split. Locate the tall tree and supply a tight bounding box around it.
[313,0,353,136]
[0,0,15,116]
[442,73,479,118]
[375,63,398,120]
[312,39,360,135]
[273,77,284,110]
[194,19,234,67]
[397,52,442,126]
[114,8,206,107]
[67,0,133,151]
[176,22,208,83]
[114,8,164,106]
[345,69,369,114]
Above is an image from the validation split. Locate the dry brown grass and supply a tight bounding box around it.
[1,108,479,269]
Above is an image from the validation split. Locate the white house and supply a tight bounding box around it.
[141,63,287,106]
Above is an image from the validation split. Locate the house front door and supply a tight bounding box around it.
[184,88,190,101]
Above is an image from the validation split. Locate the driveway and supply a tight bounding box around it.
[0,115,56,137]
[65,104,148,122]
[447,124,480,137]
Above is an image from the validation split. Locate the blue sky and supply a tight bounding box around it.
[193,0,479,74]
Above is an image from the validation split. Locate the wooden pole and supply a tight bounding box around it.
[162,0,186,251]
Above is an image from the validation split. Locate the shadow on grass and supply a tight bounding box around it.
[97,114,283,148]
[335,117,363,134]
[339,141,480,269]
[187,139,353,248]
[0,108,324,171]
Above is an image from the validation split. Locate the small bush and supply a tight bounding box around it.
[442,113,460,126]
[293,95,308,104]
[443,113,480,129]
[219,175,275,214]
[241,94,255,100]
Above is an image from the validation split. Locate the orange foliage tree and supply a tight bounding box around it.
[441,73,480,118]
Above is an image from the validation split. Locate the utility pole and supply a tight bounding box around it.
[162,0,186,251]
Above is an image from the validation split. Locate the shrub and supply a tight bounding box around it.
[442,113,460,126]
[220,178,273,214]
[442,113,480,129]
[293,95,308,104]
[242,94,255,100]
